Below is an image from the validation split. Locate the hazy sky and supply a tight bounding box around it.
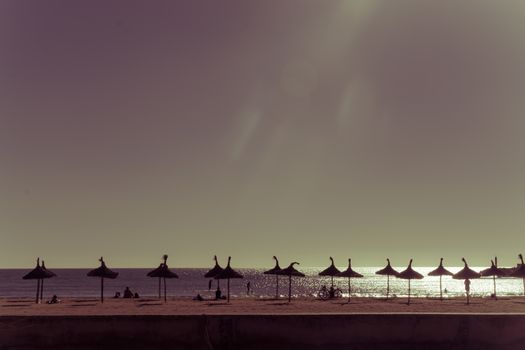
[2,1,525,268]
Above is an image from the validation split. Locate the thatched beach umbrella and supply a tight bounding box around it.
[147,255,178,302]
[337,259,363,303]
[318,257,341,288]
[453,258,481,305]
[480,257,506,299]
[263,256,282,299]
[214,257,243,303]
[23,258,55,304]
[397,259,424,305]
[375,258,399,300]
[204,255,224,289]
[87,257,118,303]
[510,254,525,296]
[278,262,305,303]
[428,258,454,301]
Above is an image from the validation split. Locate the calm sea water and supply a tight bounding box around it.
[1,267,523,300]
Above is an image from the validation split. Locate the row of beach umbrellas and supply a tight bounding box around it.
[22,254,525,305]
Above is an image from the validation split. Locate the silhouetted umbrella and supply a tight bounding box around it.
[510,254,525,296]
[428,258,454,301]
[204,255,224,289]
[319,257,341,288]
[375,258,399,299]
[278,262,305,302]
[453,258,481,305]
[263,256,282,299]
[23,258,55,304]
[214,257,243,302]
[480,257,506,299]
[397,259,424,305]
[87,257,118,303]
[337,259,363,303]
[147,255,178,302]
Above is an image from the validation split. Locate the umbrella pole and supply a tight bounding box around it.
[493,275,496,299]
[288,275,292,303]
[164,277,167,303]
[227,278,230,303]
[158,277,161,299]
[386,275,390,300]
[467,289,469,305]
[331,276,334,288]
[40,278,44,303]
[440,275,443,301]
[35,279,40,304]
[522,277,524,297]
[408,279,411,305]
[101,277,104,304]
[275,275,279,299]
[348,277,351,303]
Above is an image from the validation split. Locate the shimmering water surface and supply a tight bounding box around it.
[1,267,523,299]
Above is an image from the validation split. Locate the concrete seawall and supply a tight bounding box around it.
[1,314,524,350]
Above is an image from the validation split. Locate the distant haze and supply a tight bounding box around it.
[1,1,525,268]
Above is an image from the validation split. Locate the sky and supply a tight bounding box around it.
[1,1,525,268]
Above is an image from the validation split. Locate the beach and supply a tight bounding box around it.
[1,298,525,350]
[2,296,525,315]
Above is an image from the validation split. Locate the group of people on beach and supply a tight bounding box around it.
[113,287,140,299]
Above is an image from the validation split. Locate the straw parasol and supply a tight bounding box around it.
[510,254,525,296]
[337,259,363,303]
[428,258,453,301]
[453,258,481,305]
[375,258,399,300]
[204,255,224,289]
[480,257,506,299]
[397,259,423,305]
[278,262,305,302]
[263,256,282,299]
[87,257,118,303]
[23,258,56,304]
[147,255,178,302]
[214,256,243,303]
[318,257,341,288]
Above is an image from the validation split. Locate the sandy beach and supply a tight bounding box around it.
[2,296,525,316]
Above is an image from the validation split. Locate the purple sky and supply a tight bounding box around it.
[1,1,525,268]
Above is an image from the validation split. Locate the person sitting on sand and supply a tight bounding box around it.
[123,287,133,299]
[113,292,121,298]
[47,295,59,304]
[193,293,204,301]
[215,287,222,300]
[133,292,140,298]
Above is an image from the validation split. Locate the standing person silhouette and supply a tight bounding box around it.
[246,281,251,295]
[464,278,471,302]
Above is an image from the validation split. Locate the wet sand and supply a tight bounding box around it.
[2,296,525,315]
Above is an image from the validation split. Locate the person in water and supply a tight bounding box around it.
[123,287,133,299]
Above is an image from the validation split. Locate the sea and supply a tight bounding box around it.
[1,267,523,300]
